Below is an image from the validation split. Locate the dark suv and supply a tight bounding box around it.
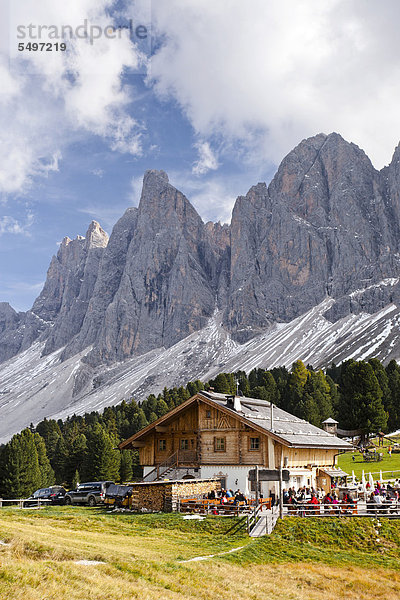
[24,486,66,507]
[64,481,114,506]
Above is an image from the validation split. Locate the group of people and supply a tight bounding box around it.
[206,488,247,505]
[282,486,356,514]
[366,481,399,510]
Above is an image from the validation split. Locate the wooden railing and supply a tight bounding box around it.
[142,451,180,481]
[283,500,400,517]
[247,505,261,534]
[0,498,52,509]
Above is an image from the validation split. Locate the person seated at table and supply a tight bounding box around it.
[226,489,234,498]
[297,487,306,501]
[208,489,216,500]
[342,492,355,511]
[234,490,247,505]
[307,493,319,513]
[323,492,333,506]
[283,489,290,504]
[331,493,340,514]
[373,491,382,505]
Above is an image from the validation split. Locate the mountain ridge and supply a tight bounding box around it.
[3,131,400,438]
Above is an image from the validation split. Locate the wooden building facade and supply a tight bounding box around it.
[119,391,352,495]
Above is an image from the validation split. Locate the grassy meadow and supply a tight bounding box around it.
[1,508,400,599]
[337,444,400,481]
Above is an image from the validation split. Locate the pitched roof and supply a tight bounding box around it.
[199,391,351,449]
[120,390,352,450]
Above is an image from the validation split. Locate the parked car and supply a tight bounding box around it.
[104,484,133,508]
[64,481,114,506]
[24,486,67,507]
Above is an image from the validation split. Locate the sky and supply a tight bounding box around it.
[2,0,400,311]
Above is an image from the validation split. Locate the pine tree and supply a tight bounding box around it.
[303,370,333,426]
[148,411,158,423]
[297,392,320,426]
[72,469,80,490]
[339,360,388,434]
[186,380,204,396]
[120,450,133,482]
[209,373,230,393]
[65,433,87,485]
[142,395,157,420]
[285,361,309,416]
[36,419,61,462]
[369,358,391,415]
[386,360,400,431]
[0,429,42,498]
[235,370,250,396]
[34,433,55,486]
[81,423,114,481]
[131,409,148,434]
[156,399,169,417]
[291,360,309,386]
[52,435,69,484]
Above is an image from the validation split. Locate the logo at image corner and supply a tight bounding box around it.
[16,19,149,46]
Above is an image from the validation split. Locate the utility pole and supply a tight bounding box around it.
[255,464,259,506]
[279,448,283,519]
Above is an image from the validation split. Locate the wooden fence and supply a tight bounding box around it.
[0,498,52,509]
[283,501,400,517]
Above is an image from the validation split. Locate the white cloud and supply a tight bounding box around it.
[0,0,146,195]
[0,212,34,236]
[150,0,400,169]
[192,141,219,175]
[169,171,240,224]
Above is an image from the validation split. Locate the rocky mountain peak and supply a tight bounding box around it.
[139,169,170,205]
[84,220,109,250]
[0,302,19,335]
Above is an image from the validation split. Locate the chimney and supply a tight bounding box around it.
[226,395,242,412]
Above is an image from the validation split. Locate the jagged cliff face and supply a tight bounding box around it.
[226,132,400,340]
[64,170,229,364]
[3,132,400,365]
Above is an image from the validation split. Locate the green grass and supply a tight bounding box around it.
[225,517,400,571]
[2,507,400,599]
[338,448,400,481]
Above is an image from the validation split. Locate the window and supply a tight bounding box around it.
[206,410,211,419]
[158,439,166,451]
[180,439,189,451]
[249,437,260,451]
[214,437,226,452]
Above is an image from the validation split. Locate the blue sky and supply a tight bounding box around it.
[2,0,400,311]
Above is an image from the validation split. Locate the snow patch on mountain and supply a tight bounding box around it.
[1,298,400,443]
